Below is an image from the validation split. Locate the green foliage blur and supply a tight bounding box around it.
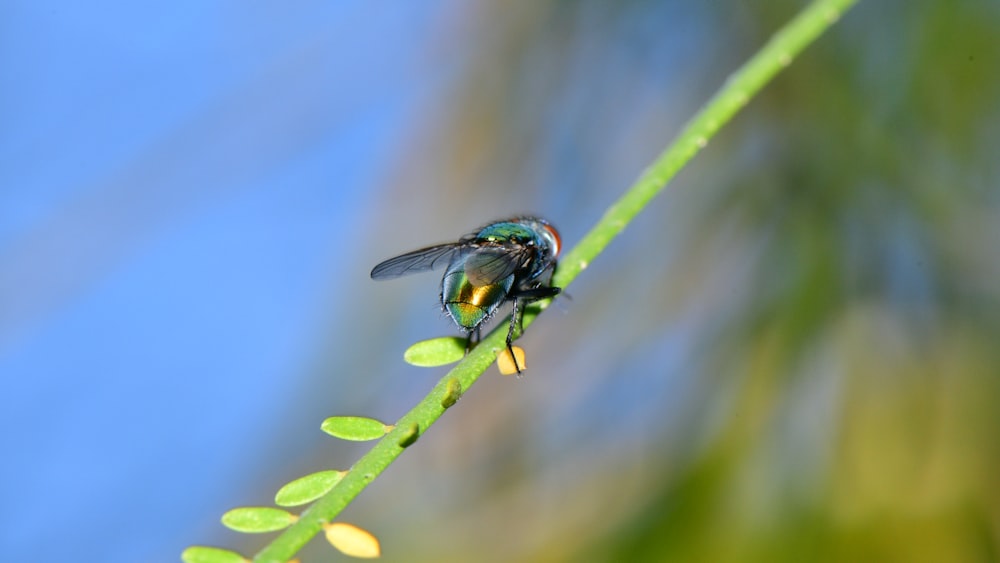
[312,2,1000,561]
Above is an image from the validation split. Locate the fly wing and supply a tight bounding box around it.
[370,244,465,279]
[464,246,528,286]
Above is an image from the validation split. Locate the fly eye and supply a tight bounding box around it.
[541,224,561,257]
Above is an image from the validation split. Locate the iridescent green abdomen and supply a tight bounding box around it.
[441,267,515,330]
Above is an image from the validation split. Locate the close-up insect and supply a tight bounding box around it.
[371,216,562,373]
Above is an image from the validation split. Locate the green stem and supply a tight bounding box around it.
[251,0,858,560]
[553,0,857,289]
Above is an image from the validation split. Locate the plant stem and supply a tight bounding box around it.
[251,0,858,560]
[552,0,858,289]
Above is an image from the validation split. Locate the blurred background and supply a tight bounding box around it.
[2,1,999,561]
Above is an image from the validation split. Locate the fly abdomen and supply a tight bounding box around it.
[441,268,514,331]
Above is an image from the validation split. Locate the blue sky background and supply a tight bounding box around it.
[2,4,460,560]
[4,2,999,562]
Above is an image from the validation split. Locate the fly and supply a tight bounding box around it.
[371,216,562,373]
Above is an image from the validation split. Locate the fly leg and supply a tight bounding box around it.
[506,297,523,374]
[465,326,481,354]
[505,285,561,374]
[516,286,561,335]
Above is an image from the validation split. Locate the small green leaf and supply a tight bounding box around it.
[397,422,419,448]
[275,470,347,507]
[321,416,392,441]
[221,507,297,533]
[181,546,248,563]
[403,336,466,367]
[440,378,463,408]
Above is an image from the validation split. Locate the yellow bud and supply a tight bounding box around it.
[324,522,381,559]
[497,346,526,375]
